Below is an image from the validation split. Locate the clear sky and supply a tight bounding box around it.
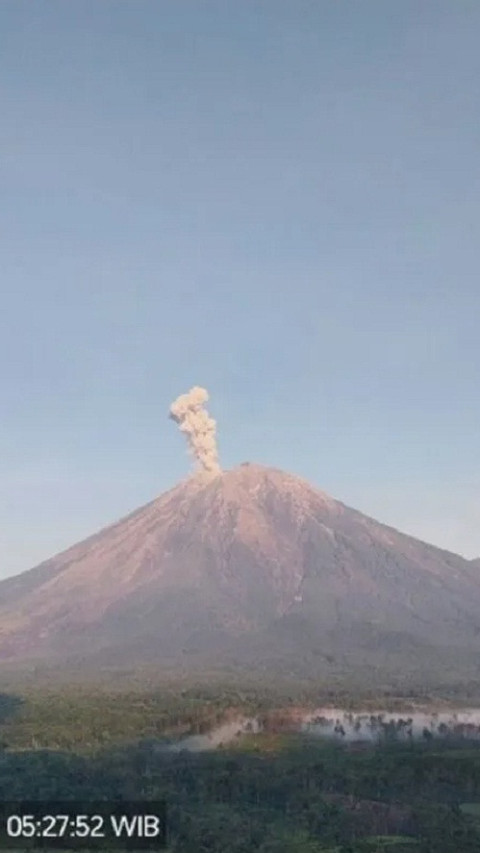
[1,1,479,578]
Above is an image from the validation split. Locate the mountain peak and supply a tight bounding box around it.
[186,462,339,512]
[0,462,479,686]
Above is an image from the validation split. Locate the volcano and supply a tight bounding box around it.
[0,463,479,687]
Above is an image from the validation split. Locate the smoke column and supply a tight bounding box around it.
[169,386,221,474]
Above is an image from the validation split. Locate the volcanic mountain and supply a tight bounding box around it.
[0,463,479,687]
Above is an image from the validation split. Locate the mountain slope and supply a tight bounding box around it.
[0,463,479,685]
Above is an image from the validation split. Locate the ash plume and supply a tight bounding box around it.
[169,386,221,474]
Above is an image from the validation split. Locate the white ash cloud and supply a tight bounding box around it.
[169,386,221,474]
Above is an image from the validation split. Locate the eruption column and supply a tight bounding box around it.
[169,386,221,474]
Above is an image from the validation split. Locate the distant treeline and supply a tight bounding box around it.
[0,678,477,754]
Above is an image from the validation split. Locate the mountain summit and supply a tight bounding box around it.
[0,463,479,686]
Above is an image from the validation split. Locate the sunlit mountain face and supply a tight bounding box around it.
[0,463,479,687]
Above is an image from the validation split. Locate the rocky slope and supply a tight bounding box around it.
[0,463,479,686]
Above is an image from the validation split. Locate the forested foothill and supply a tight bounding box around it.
[0,682,480,852]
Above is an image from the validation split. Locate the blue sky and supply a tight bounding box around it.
[1,1,479,577]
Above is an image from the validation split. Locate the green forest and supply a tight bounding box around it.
[0,686,480,852]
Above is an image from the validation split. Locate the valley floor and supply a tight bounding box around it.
[1,682,480,850]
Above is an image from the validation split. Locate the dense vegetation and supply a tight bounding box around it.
[1,687,480,851]
[0,678,474,754]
